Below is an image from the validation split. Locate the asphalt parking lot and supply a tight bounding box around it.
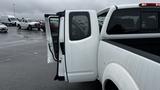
[0,27,101,90]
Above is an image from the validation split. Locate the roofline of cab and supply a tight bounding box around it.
[98,8,110,16]
[98,4,140,16]
[117,4,139,9]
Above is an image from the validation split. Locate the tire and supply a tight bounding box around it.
[17,25,21,30]
[42,27,46,32]
[38,28,40,31]
[14,22,16,26]
[105,80,118,90]
[28,25,32,30]
[43,29,46,32]
[4,31,8,33]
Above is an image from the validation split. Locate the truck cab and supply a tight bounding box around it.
[45,3,160,90]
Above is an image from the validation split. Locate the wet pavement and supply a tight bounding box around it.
[0,27,45,47]
[0,27,101,90]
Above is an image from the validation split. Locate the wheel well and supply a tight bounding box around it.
[104,79,119,90]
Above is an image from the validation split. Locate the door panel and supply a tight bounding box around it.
[65,10,99,82]
[45,15,56,63]
[45,10,99,82]
[21,20,27,29]
[57,17,67,80]
[45,14,66,81]
[45,16,52,63]
[45,14,61,63]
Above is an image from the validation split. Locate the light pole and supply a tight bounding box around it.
[13,3,15,16]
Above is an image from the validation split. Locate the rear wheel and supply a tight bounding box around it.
[105,80,118,90]
[4,31,8,33]
[42,28,46,32]
[14,22,16,26]
[28,25,32,30]
[38,27,41,31]
[17,25,21,30]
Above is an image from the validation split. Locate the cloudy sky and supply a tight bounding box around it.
[0,0,159,19]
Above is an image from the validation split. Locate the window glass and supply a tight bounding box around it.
[107,9,140,34]
[69,12,91,40]
[50,18,59,34]
[98,12,108,31]
[49,17,59,59]
[10,18,17,21]
[141,13,158,33]
[107,8,159,34]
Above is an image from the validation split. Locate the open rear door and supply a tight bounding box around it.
[64,10,99,82]
[45,10,99,82]
[45,14,59,63]
[45,14,66,81]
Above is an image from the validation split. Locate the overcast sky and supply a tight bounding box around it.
[0,0,159,19]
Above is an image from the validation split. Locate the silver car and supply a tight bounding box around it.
[0,23,8,33]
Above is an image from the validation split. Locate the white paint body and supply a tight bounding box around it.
[0,23,8,32]
[0,24,7,29]
[64,10,99,82]
[0,15,19,25]
[45,4,160,90]
[18,18,39,29]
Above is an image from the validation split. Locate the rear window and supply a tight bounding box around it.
[107,8,160,34]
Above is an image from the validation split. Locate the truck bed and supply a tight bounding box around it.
[106,38,160,63]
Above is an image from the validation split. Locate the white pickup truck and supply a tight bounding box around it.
[45,3,160,90]
[17,18,40,30]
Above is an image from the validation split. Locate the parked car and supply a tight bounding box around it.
[0,15,19,26]
[17,18,41,30]
[0,23,8,33]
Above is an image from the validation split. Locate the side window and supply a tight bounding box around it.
[69,12,91,41]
